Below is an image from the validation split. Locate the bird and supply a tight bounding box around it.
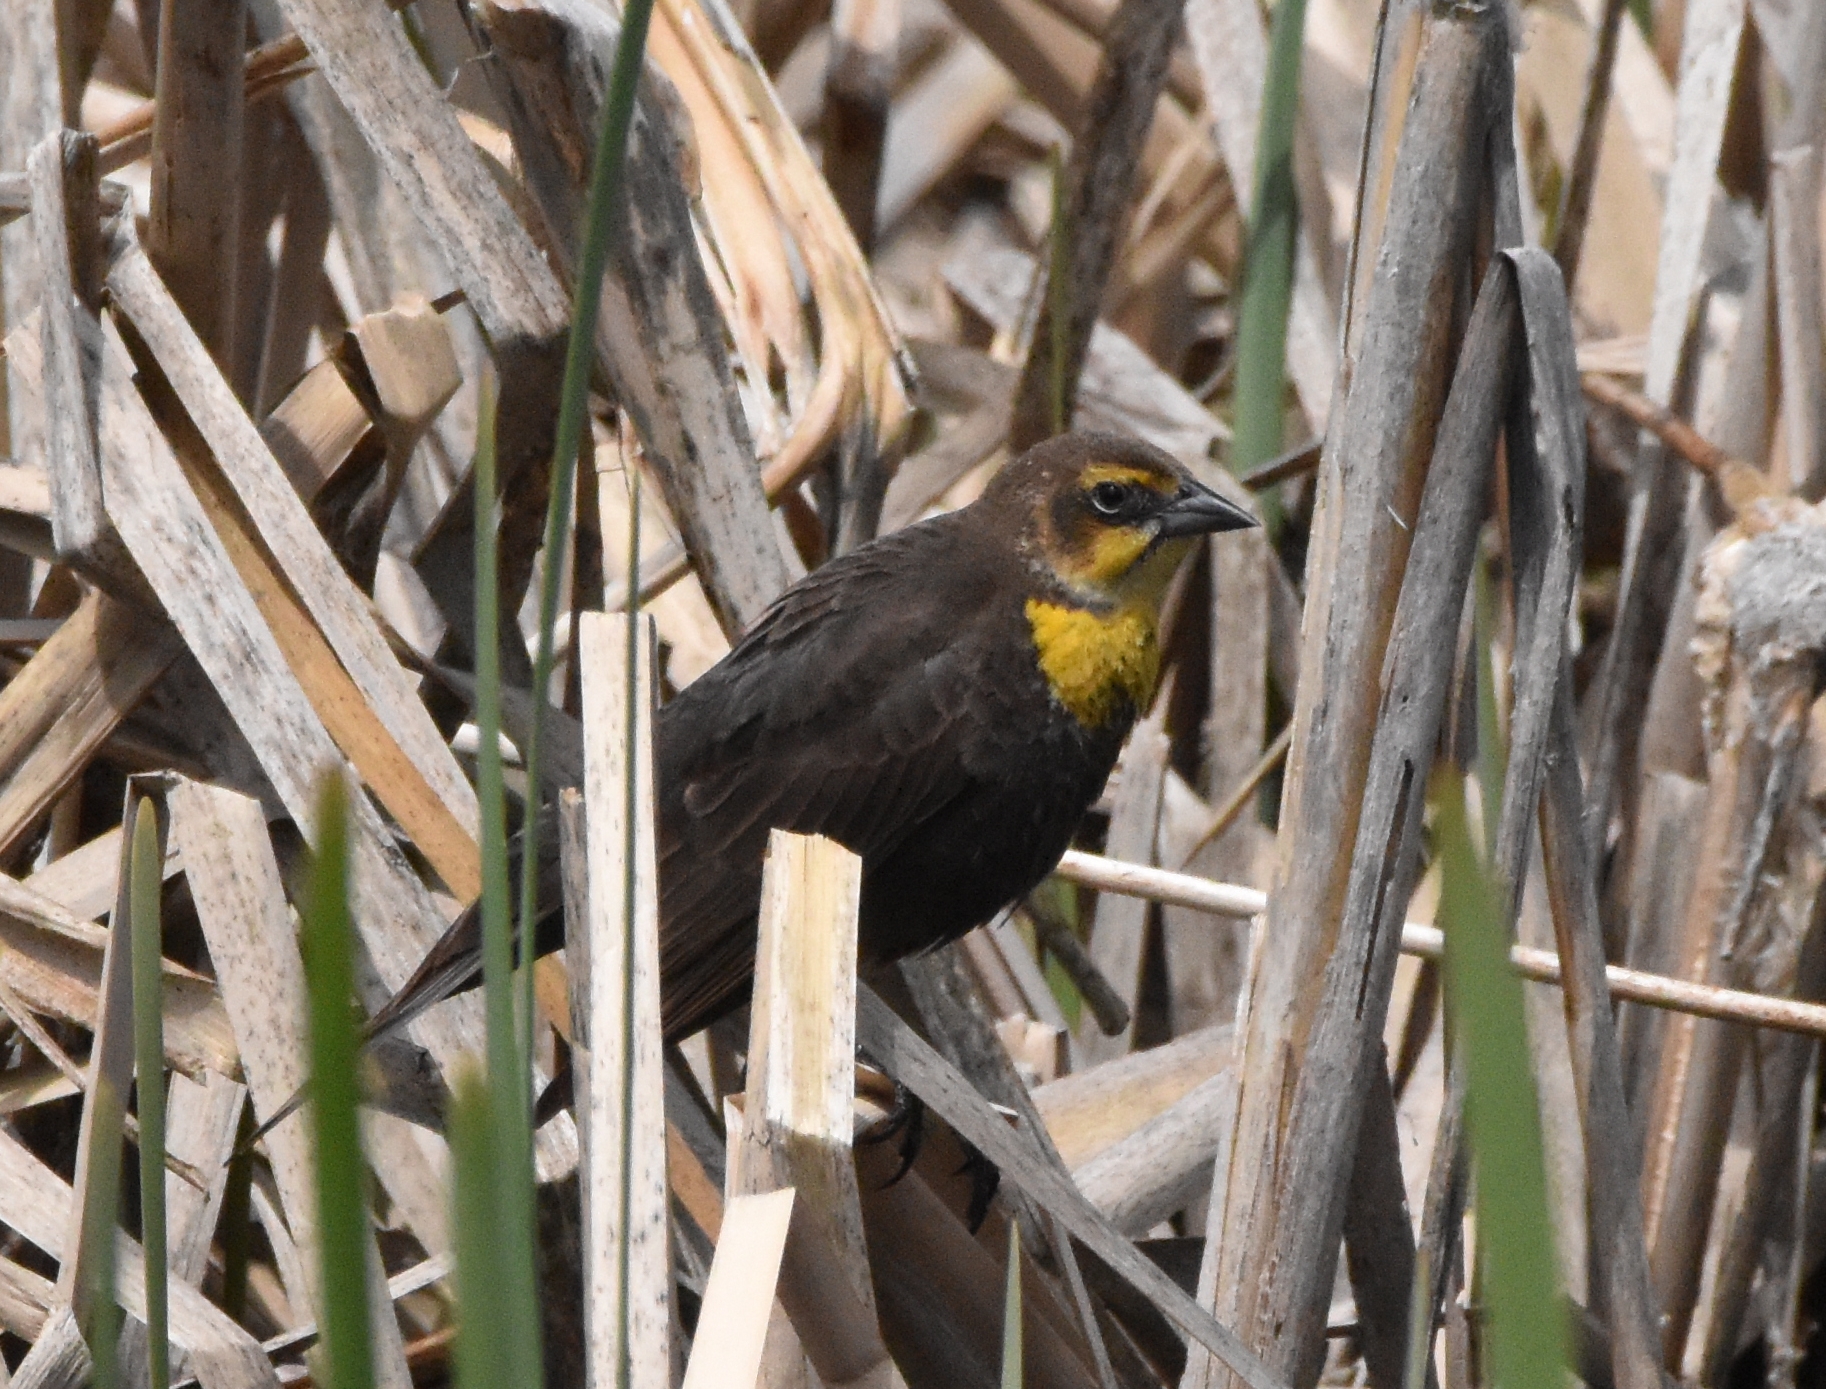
[364,430,1257,1053]
[654,429,1254,1037]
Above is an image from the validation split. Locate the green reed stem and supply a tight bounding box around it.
[303,776,374,1389]
[503,6,662,1373]
[129,798,169,1389]
[1434,769,1564,1389]
[470,372,544,1386]
[79,1073,124,1389]
[1230,0,1309,478]
[1001,1218,1023,1389]
[451,1065,515,1389]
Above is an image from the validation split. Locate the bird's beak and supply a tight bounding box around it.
[1155,481,1258,538]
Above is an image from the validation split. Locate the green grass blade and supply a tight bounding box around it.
[129,797,170,1389]
[471,370,545,1385]
[473,375,512,1093]
[516,0,663,971]
[1433,769,1564,1389]
[1230,0,1309,477]
[303,775,374,1389]
[489,11,664,1379]
[1473,553,1507,858]
[1001,1218,1023,1389]
[1027,880,1084,1029]
[451,1065,515,1389]
[1400,1241,1431,1389]
[79,1077,124,1389]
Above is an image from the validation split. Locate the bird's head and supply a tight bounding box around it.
[986,431,1258,611]
[981,432,1258,727]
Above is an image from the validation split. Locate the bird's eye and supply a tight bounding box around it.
[1089,481,1129,516]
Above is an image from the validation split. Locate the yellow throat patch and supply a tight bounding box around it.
[1025,599,1161,728]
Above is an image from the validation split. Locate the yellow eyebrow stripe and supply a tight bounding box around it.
[1080,463,1172,491]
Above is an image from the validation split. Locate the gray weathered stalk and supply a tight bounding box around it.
[1007,0,1188,451]
[1200,11,1503,1385]
[476,0,795,638]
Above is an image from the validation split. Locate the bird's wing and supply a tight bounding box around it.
[656,516,1016,1029]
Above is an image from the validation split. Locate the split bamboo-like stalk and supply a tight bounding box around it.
[737,830,907,1388]
[575,612,671,1387]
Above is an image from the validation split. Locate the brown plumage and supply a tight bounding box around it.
[358,430,1256,1054]
[654,430,1254,1037]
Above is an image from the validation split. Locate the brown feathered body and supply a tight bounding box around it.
[656,490,1126,1038]
[654,431,1254,1039]
[341,432,1253,1064]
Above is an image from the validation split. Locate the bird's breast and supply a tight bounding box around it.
[1023,598,1160,728]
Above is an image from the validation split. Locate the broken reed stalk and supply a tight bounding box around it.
[576,611,670,1386]
[736,832,901,1387]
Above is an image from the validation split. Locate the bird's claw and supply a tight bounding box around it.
[854,1068,997,1229]
[859,1078,926,1187]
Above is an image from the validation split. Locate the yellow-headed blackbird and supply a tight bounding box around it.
[363,430,1255,1051]
[656,430,1254,1037]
